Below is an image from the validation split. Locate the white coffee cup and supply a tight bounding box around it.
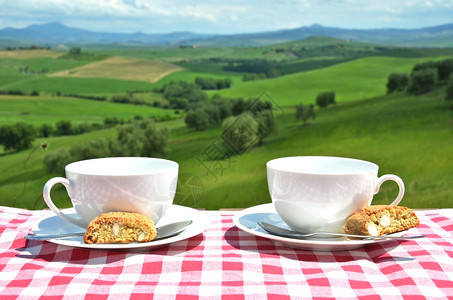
[267,156,405,233]
[43,157,179,228]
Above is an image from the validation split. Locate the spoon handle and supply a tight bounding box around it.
[25,232,85,240]
[316,233,426,240]
[257,221,425,240]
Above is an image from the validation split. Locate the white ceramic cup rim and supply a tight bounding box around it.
[266,156,379,175]
[65,157,179,177]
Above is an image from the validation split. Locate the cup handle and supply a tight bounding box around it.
[43,177,86,228]
[374,174,405,206]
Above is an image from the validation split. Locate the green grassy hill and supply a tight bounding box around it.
[0,40,452,210]
[0,95,177,127]
[1,86,451,210]
[215,56,449,106]
[169,87,453,210]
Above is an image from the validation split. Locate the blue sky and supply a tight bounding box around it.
[0,0,452,34]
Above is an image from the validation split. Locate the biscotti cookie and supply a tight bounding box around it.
[83,212,157,244]
[344,205,419,236]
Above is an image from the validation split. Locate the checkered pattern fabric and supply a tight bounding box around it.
[0,206,452,299]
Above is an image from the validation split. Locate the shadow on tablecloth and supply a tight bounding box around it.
[14,232,204,265]
[224,226,415,264]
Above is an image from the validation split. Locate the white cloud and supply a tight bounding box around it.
[0,0,452,33]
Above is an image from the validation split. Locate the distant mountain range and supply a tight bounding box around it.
[0,22,215,46]
[192,23,453,47]
[1,22,453,48]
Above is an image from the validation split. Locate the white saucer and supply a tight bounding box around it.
[31,205,211,250]
[233,203,405,251]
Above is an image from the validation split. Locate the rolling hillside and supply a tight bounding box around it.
[0,85,451,210]
[214,56,447,106]
[0,95,177,127]
[0,38,452,210]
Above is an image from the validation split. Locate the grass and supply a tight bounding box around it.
[0,43,452,211]
[1,86,451,210]
[2,77,156,94]
[0,129,118,209]
[0,95,179,127]
[216,56,448,106]
[153,69,243,89]
[169,88,453,210]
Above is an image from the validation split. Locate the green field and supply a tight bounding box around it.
[0,95,177,127]
[0,37,452,210]
[215,56,449,105]
[168,88,453,210]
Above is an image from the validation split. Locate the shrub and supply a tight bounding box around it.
[74,122,94,134]
[446,74,453,106]
[115,119,170,157]
[111,94,132,103]
[413,59,453,83]
[185,109,211,131]
[231,98,247,116]
[211,98,233,120]
[437,59,453,82]
[195,77,217,90]
[0,123,37,152]
[386,73,409,93]
[185,104,221,131]
[104,117,124,127]
[39,123,53,138]
[161,80,208,109]
[169,97,188,110]
[242,73,267,81]
[220,97,277,154]
[296,103,316,126]
[222,112,260,154]
[244,98,276,144]
[44,119,170,174]
[55,120,73,135]
[71,139,115,162]
[0,89,25,96]
[254,109,276,144]
[407,68,438,95]
[316,91,336,108]
[43,149,72,174]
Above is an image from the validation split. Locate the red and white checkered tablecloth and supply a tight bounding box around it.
[0,206,452,299]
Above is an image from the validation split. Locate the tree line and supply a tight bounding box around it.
[223,59,284,80]
[195,77,232,90]
[153,77,232,110]
[4,45,51,51]
[0,89,39,96]
[386,58,453,102]
[0,115,170,153]
[29,85,330,161]
[44,118,170,174]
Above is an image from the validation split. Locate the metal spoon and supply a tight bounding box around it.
[25,220,193,242]
[257,221,425,240]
